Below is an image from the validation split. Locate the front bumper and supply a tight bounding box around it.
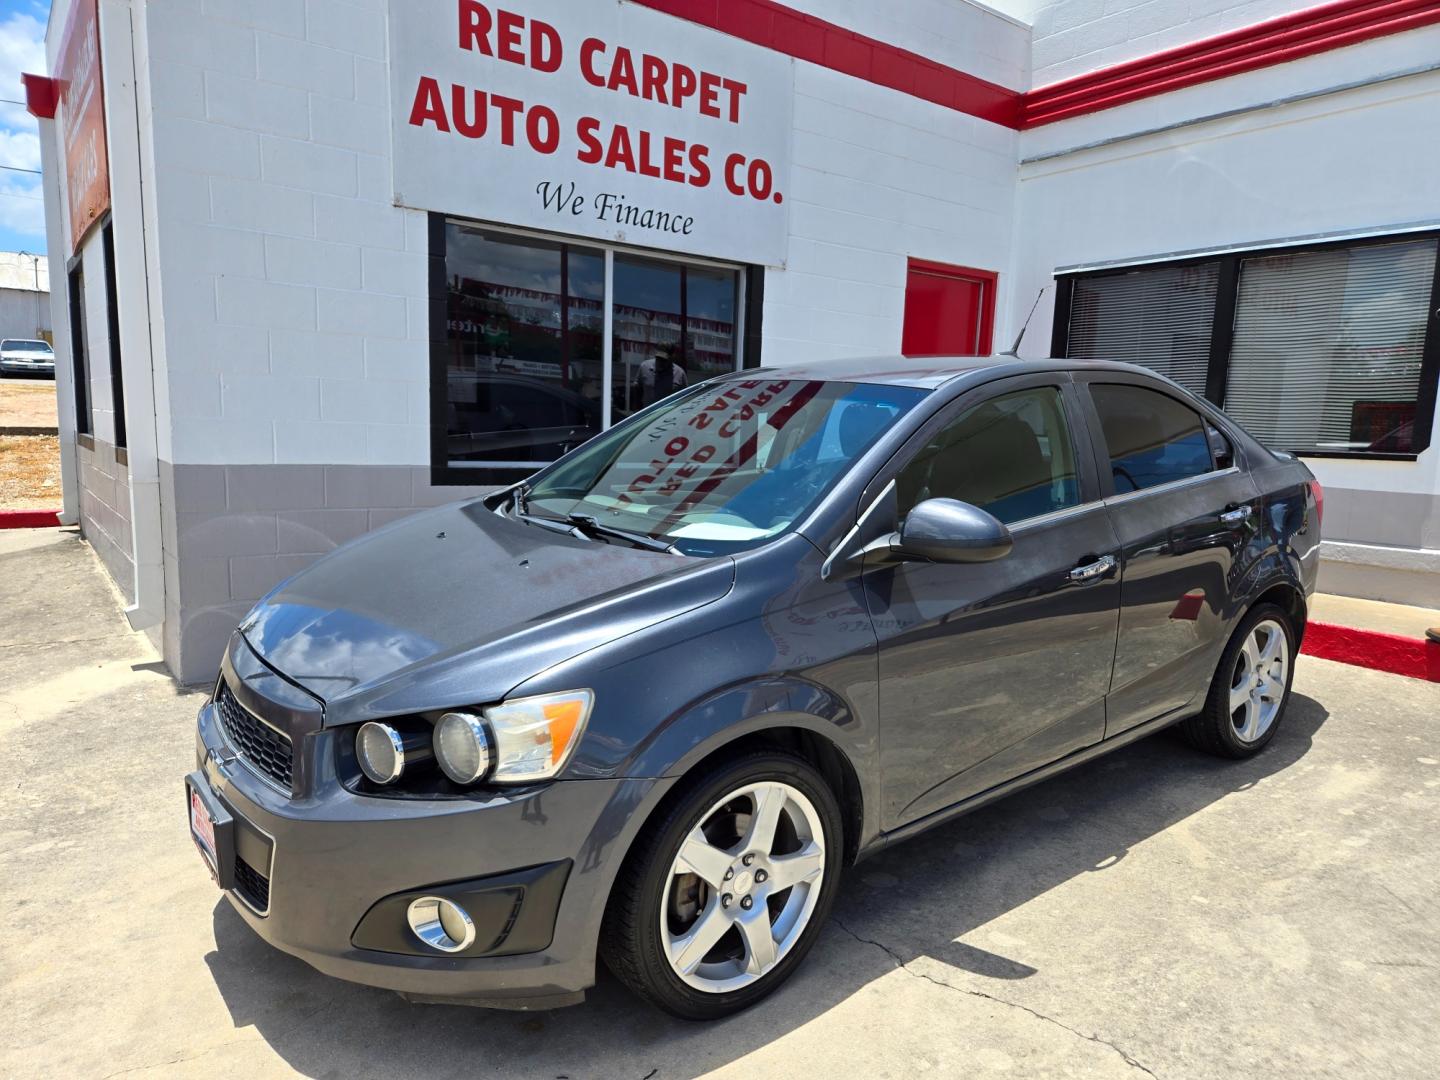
[0,359,54,374]
[193,700,669,1005]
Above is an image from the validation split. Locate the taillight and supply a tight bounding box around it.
[1309,479,1324,527]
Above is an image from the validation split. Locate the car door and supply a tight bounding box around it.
[863,373,1122,830]
[1076,377,1262,736]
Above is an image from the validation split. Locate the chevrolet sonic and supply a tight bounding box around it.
[186,356,1320,1019]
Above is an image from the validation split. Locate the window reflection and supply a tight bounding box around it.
[443,223,744,472]
[444,225,605,465]
[612,255,740,421]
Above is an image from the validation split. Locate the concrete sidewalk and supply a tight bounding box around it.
[3,530,1439,1079]
[1310,592,1440,639]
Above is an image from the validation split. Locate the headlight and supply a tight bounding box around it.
[434,711,492,784]
[484,689,594,783]
[356,722,405,784]
[432,690,594,786]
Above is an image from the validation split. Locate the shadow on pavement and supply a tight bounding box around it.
[203,694,1328,1078]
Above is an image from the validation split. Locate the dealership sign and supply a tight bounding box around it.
[56,0,110,253]
[389,0,795,266]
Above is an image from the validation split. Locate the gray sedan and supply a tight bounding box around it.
[186,355,1320,1019]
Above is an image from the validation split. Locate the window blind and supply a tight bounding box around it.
[1066,262,1219,397]
[1224,238,1437,455]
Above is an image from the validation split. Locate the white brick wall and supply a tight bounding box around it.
[762,50,1018,361]
[137,0,1022,467]
[143,0,429,468]
[993,0,1315,85]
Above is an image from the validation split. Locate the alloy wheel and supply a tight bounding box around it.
[660,780,826,993]
[1229,618,1289,742]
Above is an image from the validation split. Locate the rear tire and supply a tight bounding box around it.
[1180,603,1296,758]
[600,751,843,1020]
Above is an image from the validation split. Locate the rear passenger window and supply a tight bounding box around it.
[1090,384,1213,494]
[898,386,1080,525]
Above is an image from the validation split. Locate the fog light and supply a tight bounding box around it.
[356,722,405,784]
[406,895,476,953]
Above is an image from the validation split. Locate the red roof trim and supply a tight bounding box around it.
[22,73,59,119]
[1021,0,1440,127]
[634,0,1439,132]
[629,0,1023,128]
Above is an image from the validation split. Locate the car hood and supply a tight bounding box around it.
[2,350,53,360]
[240,500,735,724]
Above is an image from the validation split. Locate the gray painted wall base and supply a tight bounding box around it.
[76,437,134,600]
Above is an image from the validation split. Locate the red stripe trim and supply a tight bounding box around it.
[0,509,61,529]
[1301,621,1440,683]
[635,0,1437,131]
[628,0,1022,128]
[1021,0,1440,127]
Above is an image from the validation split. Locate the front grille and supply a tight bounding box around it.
[216,684,293,791]
[234,855,271,913]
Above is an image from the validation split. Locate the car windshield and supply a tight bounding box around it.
[2,339,52,353]
[522,378,928,556]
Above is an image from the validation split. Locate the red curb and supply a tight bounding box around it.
[0,509,61,529]
[1301,621,1440,683]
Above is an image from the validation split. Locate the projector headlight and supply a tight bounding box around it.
[356,722,405,784]
[433,711,492,784]
[433,690,594,786]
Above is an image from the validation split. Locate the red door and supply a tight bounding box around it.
[902,259,997,357]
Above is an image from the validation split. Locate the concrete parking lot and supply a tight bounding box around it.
[3,528,1438,1079]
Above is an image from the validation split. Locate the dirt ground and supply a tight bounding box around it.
[0,435,62,509]
[0,378,59,429]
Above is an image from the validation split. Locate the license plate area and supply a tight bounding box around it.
[185,771,236,891]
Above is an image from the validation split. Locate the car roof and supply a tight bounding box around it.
[732,354,1161,390]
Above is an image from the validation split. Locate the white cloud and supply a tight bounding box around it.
[0,8,49,242]
[0,11,47,134]
[0,127,39,170]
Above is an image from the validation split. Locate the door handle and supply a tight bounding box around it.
[1069,554,1116,583]
[1220,505,1253,526]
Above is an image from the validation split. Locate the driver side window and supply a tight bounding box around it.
[897,386,1081,525]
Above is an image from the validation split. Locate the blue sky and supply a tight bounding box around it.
[0,0,48,257]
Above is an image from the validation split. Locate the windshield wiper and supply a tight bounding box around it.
[565,514,679,554]
[512,507,677,553]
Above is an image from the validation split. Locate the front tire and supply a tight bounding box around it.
[1180,603,1297,758]
[600,751,844,1020]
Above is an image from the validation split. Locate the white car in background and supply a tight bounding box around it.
[0,338,55,377]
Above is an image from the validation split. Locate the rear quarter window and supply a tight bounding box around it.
[1090,384,1214,493]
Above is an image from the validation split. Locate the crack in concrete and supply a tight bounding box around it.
[830,916,1158,1079]
[0,633,136,650]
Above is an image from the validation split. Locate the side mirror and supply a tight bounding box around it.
[894,498,1013,564]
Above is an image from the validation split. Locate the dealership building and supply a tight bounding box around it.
[25,0,1440,681]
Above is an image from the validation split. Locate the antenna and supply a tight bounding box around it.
[1001,286,1048,358]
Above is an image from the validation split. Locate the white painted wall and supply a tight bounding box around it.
[990,0,1316,86]
[133,0,1026,467]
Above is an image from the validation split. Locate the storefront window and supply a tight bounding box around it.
[611,257,740,422]
[1056,232,1440,457]
[442,225,604,467]
[439,221,745,478]
[1224,239,1436,455]
[1065,262,1219,398]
